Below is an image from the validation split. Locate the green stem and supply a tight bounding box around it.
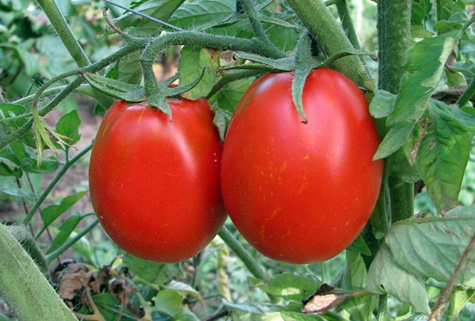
[377,0,414,225]
[0,223,78,321]
[238,0,285,57]
[23,143,93,227]
[377,0,411,93]
[218,226,266,280]
[8,84,96,107]
[141,31,286,100]
[457,77,475,107]
[335,0,361,51]
[36,0,90,68]
[286,0,367,86]
[46,217,99,264]
[7,225,50,277]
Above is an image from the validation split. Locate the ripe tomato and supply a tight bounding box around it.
[221,69,383,264]
[89,99,227,263]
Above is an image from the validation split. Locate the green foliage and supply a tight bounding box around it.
[1,0,475,320]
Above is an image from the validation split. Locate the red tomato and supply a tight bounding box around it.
[89,99,227,263]
[221,69,383,264]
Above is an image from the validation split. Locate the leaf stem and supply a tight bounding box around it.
[218,226,266,280]
[22,143,93,227]
[140,30,286,102]
[45,217,99,264]
[35,0,90,68]
[238,0,285,58]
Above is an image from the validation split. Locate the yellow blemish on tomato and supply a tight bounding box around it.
[260,206,282,240]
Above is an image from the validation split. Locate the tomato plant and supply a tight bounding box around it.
[2,0,475,319]
[89,99,227,263]
[221,69,384,264]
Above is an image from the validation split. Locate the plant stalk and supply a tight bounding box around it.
[286,0,367,86]
[377,0,414,225]
[218,226,266,281]
[0,223,78,321]
[35,0,112,108]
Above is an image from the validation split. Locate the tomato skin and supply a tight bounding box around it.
[89,99,227,263]
[221,69,383,264]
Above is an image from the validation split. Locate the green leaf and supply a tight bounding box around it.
[123,254,179,285]
[16,42,39,76]
[0,187,36,201]
[168,0,234,30]
[281,311,325,321]
[249,272,321,301]
[117,50,143,86]
[410,100,475,211]
[340,252,378,320]
[366,244,430,314]
[209,75,255,112]
[447,289,475,317]
[223,301,284,321]
[82,72,146,102]
[378,31,459,158]
[164,280,202,301]
[389,31,458,125]
[178,46,219,100]
[2,141,59,174]
[0,103,26,118]
[40,190,88,229]
[46,211,93,255]
[347,235,372,256]
[90,293,133,321]
[369,89,396,119]
[385,211,475,288]
[374,124,415,160]
[0,156,22,177]
[55,109,81,145]
[114,0,185,35]
[154,290,184,317]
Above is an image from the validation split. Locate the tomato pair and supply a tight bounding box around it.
[89,69,383,264]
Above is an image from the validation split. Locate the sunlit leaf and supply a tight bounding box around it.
[249,272,321,300]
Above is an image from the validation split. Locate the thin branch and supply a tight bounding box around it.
[23,143,93,227]
[428,231,475,320]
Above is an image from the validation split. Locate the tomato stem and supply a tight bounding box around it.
[286,0,367,86]
[218,226,267,281]
[35,0,113,109]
